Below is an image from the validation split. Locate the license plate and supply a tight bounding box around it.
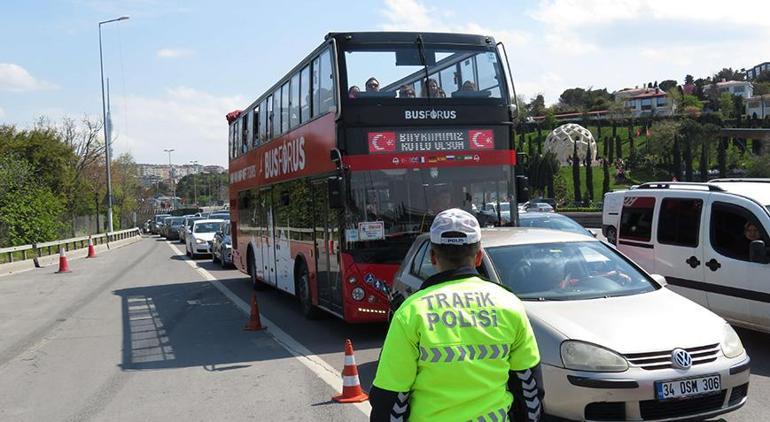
[655,374,721,400]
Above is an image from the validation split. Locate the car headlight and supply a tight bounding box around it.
[351,287,365,301]
[195,238,206,244]
[561,340,629,372]
[721,324,744,358]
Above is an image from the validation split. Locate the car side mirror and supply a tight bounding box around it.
[650,273,667,287]
[750,240,770,264]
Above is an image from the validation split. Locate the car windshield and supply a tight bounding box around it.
[170,218,185,226]
[518,215,591,236]
[485,241,656,301]
[346,166,511,263]
[345,46,505,100]
[186,217,203,228]
[194,222,221,233]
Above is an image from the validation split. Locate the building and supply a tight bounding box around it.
[203,165,226,174]
[704,80,754,98]
[614,87,675,118]
[746,94,770,119]
[746,62,770,80]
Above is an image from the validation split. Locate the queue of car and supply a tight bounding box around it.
[149,210,232,267]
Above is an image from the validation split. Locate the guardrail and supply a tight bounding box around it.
[0,227,141,265]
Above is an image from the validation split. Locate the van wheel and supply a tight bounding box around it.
[296,260,321,319]
[607,226,617,245]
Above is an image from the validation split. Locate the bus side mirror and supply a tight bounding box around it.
[750,240,770,264]
[328,177,344,209]
[516,175,529,203]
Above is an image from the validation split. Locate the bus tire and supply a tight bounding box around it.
[606,226,617,245]
[295,259,321,320]
[248,249,266,291]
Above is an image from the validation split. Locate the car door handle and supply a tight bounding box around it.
[706,258,721,272]
[686,256,701,268]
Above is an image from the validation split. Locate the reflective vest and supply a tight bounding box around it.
[373,276,540,421]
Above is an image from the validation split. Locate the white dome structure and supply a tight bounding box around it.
[543,123,597,164]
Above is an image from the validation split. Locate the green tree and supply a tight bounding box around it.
[679,119,703,181]
[718,92,734,117]
[659,80,678,92]
[584,144,594,203]
[572,141,581,204]
[527,94,546,117]
[602,159,611,194]
[0,155,65,246]
[646,120,681,177]
[715,67,745,82]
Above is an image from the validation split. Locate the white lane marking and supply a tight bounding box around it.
[165,242,371,415]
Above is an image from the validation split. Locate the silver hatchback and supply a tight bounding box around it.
[391,228,750,421]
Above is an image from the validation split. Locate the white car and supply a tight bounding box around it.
[185,219,224,259]
[602,180,770,333]
[391,228,750,421]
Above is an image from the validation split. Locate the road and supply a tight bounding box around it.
[0,237,767,421]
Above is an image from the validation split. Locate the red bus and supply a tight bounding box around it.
[227,32,526,323]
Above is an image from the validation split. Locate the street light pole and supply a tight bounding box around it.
[190,160,199,206]
[164,148,175,210]
[99,15,129,233]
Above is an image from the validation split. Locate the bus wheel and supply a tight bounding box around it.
[296,260,321,319]
[606,226,617,245]
[248,251,265,291]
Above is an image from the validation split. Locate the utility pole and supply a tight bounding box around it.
[164,148,175,210]
[98,15,129,232]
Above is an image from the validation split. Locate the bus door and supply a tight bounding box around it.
[260,188,277,287]
[313,180,342,312]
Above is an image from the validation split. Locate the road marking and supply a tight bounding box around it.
[165,242,371,415]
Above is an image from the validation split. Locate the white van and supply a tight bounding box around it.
[602,180,770,333]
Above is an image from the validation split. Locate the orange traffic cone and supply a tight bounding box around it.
[332,339,369,403]
[243,292,266,331]
[87,236,96,258]
[56,246,71,273]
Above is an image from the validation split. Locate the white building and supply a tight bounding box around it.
[705,80,754,98]
[614,87,674,118]
[746,62,770,80]
[746,95,770,119]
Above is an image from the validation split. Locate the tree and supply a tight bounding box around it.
[584,144,594,203]
[672,135,682,180]
[685,74,695,85]
[718,92,734,117]
[659,80,678,92]
[615,135,623,160]
[700,124,720,181]
[718,137,727,177]
[527,94,546,117]
[544,108,557,130]
[646,120,681,177]
[715,67,745,82]
[679,119,702,181]
[602,159,611,194]
[572,140,581,204]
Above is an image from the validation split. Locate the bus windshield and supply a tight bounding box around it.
[345,46,505,100]
[345,166,511,263]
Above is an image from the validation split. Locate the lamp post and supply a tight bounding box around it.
[164,148,175,210]
[189,160,199,206]
[99,15,129,233]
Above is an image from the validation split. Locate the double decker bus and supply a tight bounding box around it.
[227,32,526,323]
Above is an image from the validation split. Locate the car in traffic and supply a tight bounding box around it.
[518,212,594,237]
[150,213,170,234]
[520,201,555,213]
[163,217,186,240]
[185,219,224,259]
[602,180,770,333]
[209,211,230,221]
[390,228,750,421]
[180,216,204,244]
[212,221,233,267]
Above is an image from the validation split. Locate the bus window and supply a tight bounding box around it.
[281,81,290,134]
[312,56,320,118]
[272,92,280,138]
[459,57,477,91]
[290,73,300,129]
[233,120,240,158]
[319,49,335,114]
[241,115,249,153]
[228,125,233,160]
[439,65,459,95]
[300,64,311,123]
[259,99,267,144]
[252,106,259,148]
[476,52,501,98]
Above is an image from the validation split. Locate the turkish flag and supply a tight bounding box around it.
[368,132,397,153]
[468,129,495,149]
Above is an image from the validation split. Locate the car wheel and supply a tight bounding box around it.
[606,226,617,245]
[296,260,321,319]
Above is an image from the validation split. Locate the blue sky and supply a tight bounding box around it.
[1,0,768,166]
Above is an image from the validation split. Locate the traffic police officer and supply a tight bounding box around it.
[370,208,544,422]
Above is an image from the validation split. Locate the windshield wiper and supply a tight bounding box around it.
[416,35,430,98]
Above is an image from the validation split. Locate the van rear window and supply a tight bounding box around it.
[619,197,655,242]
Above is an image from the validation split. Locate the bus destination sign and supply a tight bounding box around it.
[368,129,494,154]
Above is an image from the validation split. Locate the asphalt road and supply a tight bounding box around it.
[0,236,767,421]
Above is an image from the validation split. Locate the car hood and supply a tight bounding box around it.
[524,288,726,355]
[192,233,216,241]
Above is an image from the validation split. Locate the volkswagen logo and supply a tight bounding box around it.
[671,348,693,370]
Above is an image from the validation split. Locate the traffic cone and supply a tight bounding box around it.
[87,236,96,258]
[56,246,71,273]
[332,339,369,403]
[243,292,266,331]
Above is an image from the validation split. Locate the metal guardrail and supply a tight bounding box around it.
[0,228,141,265]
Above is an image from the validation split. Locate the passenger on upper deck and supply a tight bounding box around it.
[398,85,416,98]
[461,80,477,91]
[365,77,380,92]
[422,78,445,98]
[348,86,360,99]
